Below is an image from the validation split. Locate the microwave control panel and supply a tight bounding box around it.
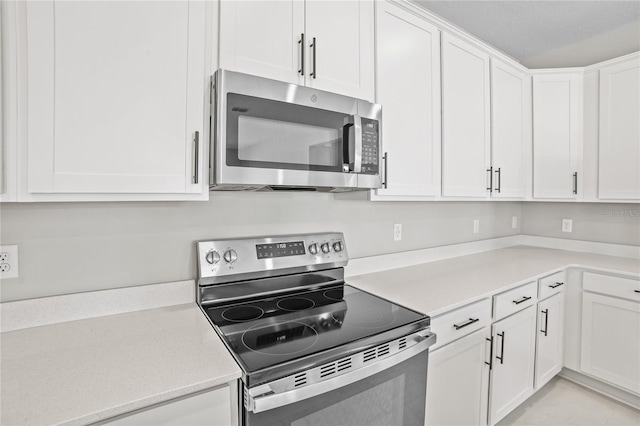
[360,118,379,175]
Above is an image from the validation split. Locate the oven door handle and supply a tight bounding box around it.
[246,330,436,413]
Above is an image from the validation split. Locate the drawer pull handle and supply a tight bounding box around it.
[513,296,532,305]
[453,318,480,330]
[634,290,640,294]
[540,308,549,336]
[549,282,564,289]
[496,331,505,364]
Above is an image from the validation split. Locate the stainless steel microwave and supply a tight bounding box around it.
[210,70,382,192]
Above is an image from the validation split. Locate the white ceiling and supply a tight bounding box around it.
[413,0,640,68]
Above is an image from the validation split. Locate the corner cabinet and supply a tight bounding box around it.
[532,72,583,199]
[441,33,491,198]
[18,1,210,201]
[489,59,530,199]
[371,1,441,200]
[219,0,374,101]
[597,54,640,200]
[581,272,640,394]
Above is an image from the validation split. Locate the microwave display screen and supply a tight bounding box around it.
[256,242,306,259]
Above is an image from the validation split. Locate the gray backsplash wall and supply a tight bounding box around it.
[521,202,640,246]
[1,193,521,302]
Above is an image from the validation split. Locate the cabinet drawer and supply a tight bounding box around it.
[493,281,537,321]
[583,272,640,301]
[539,271,566,300]
[430,298,492,350]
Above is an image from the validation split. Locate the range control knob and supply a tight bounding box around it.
[205,250,220,265]
[223,249,238,263]
[308,243,319,255]
[332,241,343,252]
[320,243,331,254]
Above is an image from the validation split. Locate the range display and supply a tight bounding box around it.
[256,241,305,259]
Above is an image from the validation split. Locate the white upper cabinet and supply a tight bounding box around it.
[490,60,530,199]
[22,1,209,199]
[372,1,441,199]
[598,54,640,200]
[532,73,583,199]
[441,33,491,198]
[219,1,305,86]
[219,0,374,101]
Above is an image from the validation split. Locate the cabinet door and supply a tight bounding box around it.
[490,60,529,199]
[104,386,233,425]
[532,73,583,199]
[489,306,536,425]
[304,0,374,101]
[441,33,491,198]
[426,328,490,426]
[535,292,565,389]
[598,55,640,200]
[219,0,305,86]
[25,1,207,195]
[581,292,640,394]
[372,1,440,199]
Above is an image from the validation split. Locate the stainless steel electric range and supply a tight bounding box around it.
[196,232,436,426]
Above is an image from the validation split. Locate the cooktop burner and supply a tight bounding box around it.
[221,305,264,322]
[203,284,425,373]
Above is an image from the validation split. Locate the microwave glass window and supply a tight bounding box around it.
[227,93,348,172]
[238,116,340,167]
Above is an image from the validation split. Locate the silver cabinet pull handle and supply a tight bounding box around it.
[310,37,317,79]
[496,331,505,364]
[382,152,388,189]
[573,172,578,194]
[513,296,532,305]
[298,33,305,76]
[193,131,199,184]
[540,308,549,336]
[453,318,480,330]
[486,167,493,191]
[549,282,564,289]
[495,167,501,193]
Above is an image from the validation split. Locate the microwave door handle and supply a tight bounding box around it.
[353,115,362,173]
[342,119,354,172]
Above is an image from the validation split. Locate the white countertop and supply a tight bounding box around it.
[0,303,241,426]
[1,244,638,425]
[347,246,640,317]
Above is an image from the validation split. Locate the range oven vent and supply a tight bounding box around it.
[294,372,307,387]
[256,331,429,397]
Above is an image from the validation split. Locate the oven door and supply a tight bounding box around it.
[242,331,435,426]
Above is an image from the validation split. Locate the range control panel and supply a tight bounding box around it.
[197,233,348,285]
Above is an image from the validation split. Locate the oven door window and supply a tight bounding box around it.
[244,351,428,426]
[226,93,348,172]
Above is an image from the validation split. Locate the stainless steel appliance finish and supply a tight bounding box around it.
[211,70,382,192]
[196,232,435,426]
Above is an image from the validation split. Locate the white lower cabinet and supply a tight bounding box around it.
[488,306,537,425]
[581,273,640,394]
[103,385,234,426]
[535,292,565,389]
[426,327,490,426]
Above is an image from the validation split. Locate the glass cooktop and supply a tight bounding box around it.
[203,284,427,373]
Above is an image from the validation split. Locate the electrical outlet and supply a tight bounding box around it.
[393,223,402,241]
[0,245,19,279]
[562,219,573,233]
[512,216,518,229]
[473,219,480,234]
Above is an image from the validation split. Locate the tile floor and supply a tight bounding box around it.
[496,377,640,426]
